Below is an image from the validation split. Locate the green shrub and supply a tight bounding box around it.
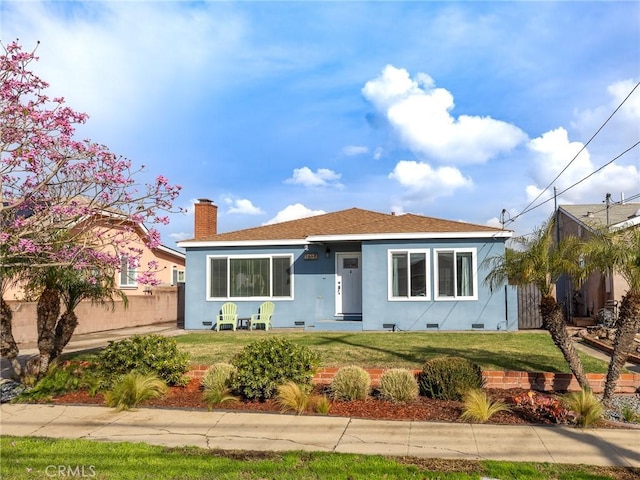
[230,337,320,401]
[379,368,419,403]
[18,361,102,402]
[330,365,370,401]
[105,372,168,412]
[418,356,484,401]
[563,388,604,428]
[459,389,510,423]
[98,334,189,387]
[201,363,236,391]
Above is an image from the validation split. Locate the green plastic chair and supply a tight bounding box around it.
[216,302,238,331]
[250,301,275,331]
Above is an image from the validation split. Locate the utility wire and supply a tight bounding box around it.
[505,141,640,224]
[509,80,640,224]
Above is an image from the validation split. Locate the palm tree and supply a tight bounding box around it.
[25,266,127,375]
[50,267,127,361]
[1,259,24,378]
[484,219,591,390]
[583,227,640,402]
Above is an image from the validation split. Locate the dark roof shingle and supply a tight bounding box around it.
[187,207,503,243]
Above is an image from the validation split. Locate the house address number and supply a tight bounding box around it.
[303,252,318,260]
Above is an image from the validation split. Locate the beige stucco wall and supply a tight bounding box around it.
[556,209,630,315]
[7,286,179,345]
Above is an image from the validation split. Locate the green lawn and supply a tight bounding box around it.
[1,436,634,480]
[172,330,609,373]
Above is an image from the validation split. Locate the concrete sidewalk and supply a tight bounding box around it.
[2,403,639,467]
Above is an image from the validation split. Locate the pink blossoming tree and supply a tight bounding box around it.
[1,41,182,377]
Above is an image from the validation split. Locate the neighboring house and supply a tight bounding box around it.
[555,201,640,320]
[177,199,517,331]
[4,215,186,343]
[4,221,185,300]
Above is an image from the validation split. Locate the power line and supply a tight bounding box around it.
[505,140,640,224]
[509,80,640,224]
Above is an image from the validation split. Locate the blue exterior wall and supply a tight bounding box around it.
[183,237,518,331]
[360,239,518,331]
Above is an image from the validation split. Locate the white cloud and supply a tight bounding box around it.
[571,79,640,158]
[227,198,264,215]
[168,232,192,242]
[263,204,326,225]
[362,65,527,164]
[373,147,383,160]
[2,2,246,131]
[525,127,640,205]
[285,166,343,188]
[389,160,473,202]
[342,145,369,156]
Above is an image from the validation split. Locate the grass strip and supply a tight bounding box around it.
[2,436,637,480]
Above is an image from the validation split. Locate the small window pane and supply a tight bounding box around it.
[456,252,474,297]
[410,253,426,296]
[437,251,454,297]
[210,258,227,297]
[391,253,408,297]
[272,257,291,297]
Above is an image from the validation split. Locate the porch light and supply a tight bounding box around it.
[325,247,330,258]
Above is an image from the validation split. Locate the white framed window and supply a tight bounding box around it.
[434,248,477,300]
[119,255,138,287]
[388,249,430,300]
[207,254,293,300]
[172,268,185,285]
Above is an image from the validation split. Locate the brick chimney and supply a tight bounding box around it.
[194,198,217,240]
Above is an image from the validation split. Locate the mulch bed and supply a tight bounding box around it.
[49,378,566,426]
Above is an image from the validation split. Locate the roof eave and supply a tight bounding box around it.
[177,230,511,248]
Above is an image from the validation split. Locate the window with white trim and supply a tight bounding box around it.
[172,269,185,284]
[388,250,430,300]
[434,248,477,300]
[207,255,293,299]
[119,255,137,287]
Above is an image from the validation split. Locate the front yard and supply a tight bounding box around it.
[172,331,610,373]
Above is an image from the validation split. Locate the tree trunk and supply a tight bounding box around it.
[36,286,61,375]
[540,295,590,390]
[602,291,640,403]
[0,297,22,378]
[50,310,78,362]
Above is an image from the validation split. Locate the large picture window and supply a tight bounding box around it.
[388,250,430,300]
[434,248,477,300]
[207,255,293,299]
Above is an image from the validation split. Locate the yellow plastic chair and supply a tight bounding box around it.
[250,301,275,331]
[216,302,238,331]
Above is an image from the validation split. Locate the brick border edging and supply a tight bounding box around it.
[187,366,640,394]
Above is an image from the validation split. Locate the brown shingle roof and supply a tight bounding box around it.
[185,208,503,243]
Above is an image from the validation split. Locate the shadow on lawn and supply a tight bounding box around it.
[314,334,564,373]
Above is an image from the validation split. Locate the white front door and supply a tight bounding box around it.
[336,253,362,316]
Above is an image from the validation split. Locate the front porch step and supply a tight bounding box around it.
[573,317,595,327]
[305,320,363,332]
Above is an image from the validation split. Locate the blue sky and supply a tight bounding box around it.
[2,1,639,246]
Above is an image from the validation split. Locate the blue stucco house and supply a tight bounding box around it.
[177,199,518,331]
